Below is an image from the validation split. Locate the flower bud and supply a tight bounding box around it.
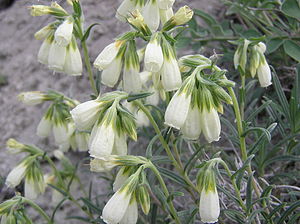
[94,41,123,70]
[70,99,102,131]
[165,91,191,129]
[158,0,175,9]
[142,0,160,32]
[90,157,118,172]
[63,42,82,76]
[161,57,182,91]
[144,35,164,72]
[54,18,74,46]
[18,91,45,105]
[89,123,115,158]
[257,61,272,87]
[257,42,267,53]
[29,5,52,16]
[127,9,148,32]
[38,37,52,65]
[116,0,136,22]
[6,161,28,188]
[48,42,67,71]
[172,6,193,25]
[181,105,202,140]
[102,190,132,224]
[6,139,26,153]
[199,188,220,224]
[200,108,221,143]
[53,150,65,160]
[34,24,53,40]
[101,57,123,87]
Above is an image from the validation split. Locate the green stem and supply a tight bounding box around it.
[240,75,246,120]
[135,100,199,193]
[149,163,181,224]
[22,198,53,224]
[82,40,98,95]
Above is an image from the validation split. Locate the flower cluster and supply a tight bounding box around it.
[165,55,234,142]
[30,2,83,76]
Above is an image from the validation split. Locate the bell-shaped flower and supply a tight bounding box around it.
[94,41,124,70]
[48,42,67,71]
[36,116,52,137]
[161,56,182,91]
[24,169,46,200]
[157,0,175,10]
[102,189,132,224]
[144,35,164,72]
[112,133,128,156]
[89,122,115,158]
[160,8,174,25]
[165,90,191,129]
[101,57,123,87]
[142,0,160,32]
[113,168,130,192]
[34,24,53,40]
[75,132,90,152]
[38,37,52,65]
[181,105,202,140]
[119,199,138,224]
[199,187,220,224]
[18,91,46,105]
[257,60,272,87]
[63,41,82,76]
[70,99,102,131]
[52,123,70,145]
[54,17,74,46]
[123,66,142,93]
[116,0,136,22]
[200,108,221,143]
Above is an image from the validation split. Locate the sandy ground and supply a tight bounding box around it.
[0,0,219,223]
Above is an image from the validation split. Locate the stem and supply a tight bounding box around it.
[240,75,246,120]
[22,198,53,224]
[82,40,98,95]
[149,163,181,224]
[135,100,199,193]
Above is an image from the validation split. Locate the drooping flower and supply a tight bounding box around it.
[18,91,46,105]
[48,42,67,71]
[101,57,123,87]
[142,0,160,32]
[54,17,74,46]
[63,40,82,76]
[181,105,202,140]
[200,108,221,143]
[199,187,220,223]
[36,116,52,137]
[144,34,164,73]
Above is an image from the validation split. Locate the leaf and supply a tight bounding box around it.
[267,38,284,54]
[281,0,300,19]
[283,40,300,62]
[241,127,272,142]
[246,100,273,122]
[81,23,100,42]
[278,201,300,224]
[246,175,253,213]
[223,209,246,223]
[158,167,187,187]
[264,155,300,166]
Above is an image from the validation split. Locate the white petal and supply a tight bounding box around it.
[89,124,115,157]
[123,68,142,93]
[164,91,191,129]
[63,44,82,76]
[70,100,101,131]
[199,189,220,224]
[54,19,73,46]
[75,132,89,152]
[142,1,160,32]
[53,124,69,145]
[37,116,52,137]
[5,163,27,188]
[161,58,182,91]
[25,178,39,200]
[136,110,150,127]
[116,0,136,22]
[94,43,120,70]
[38,39,51,65]
[157,0,175,10]
[257,62,272,87]
[200,108,221,143]
[101,57,122,87]
[113,168,129,192]
[112,133,127,156]
[144,41,163,72]
[102,190,131,224]
[181,105,202,140]
[119,200,138,224]
[48,42,66,71]
[160,7,174,24]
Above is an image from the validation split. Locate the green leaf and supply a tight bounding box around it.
[267,39,284,54]
[223,209,246,223]
[283,40,300,62]
[158,167,187,187]
[81,23,100,42]
[246,175,253,213]
[278,201,300,224]
[241,127,272,142]
[281,0,300,19]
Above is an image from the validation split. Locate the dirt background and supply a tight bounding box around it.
[0,0,219,223]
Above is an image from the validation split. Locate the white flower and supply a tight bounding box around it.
[94,42,122,70]
[136,109,150,127]
[38,38,52,65]
[160,8,174,24]
[35,24,52,40]
[75,132,89,152]
[257,61,272,88]
[24,177,45,200]
[157,0,175,10]
[200,108,221,143]
[146,86,160,106]
[142,0,160,32]
[70,100,102,131]
[173,6,193,25]
[144,38,164,72]
[102,190,132,224]
[89,123,115,158]
[48,42,67,71]
[161,58,182,91]
[5,162,27,188]
[90,157,118,172]
[63,43,82,76]
[37,116,52,137]
[164,91,191,129]
[52,123,69,145]
[54,18,74,46]
[119,200,138,224]
[181,105,202,140]
[18,91,45,105]
[199,189,220,224]
[116,0,136,22]
[123,67,142,93]
[101,57,122,87]
[112,133,127,156]
[113,168,129,192]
